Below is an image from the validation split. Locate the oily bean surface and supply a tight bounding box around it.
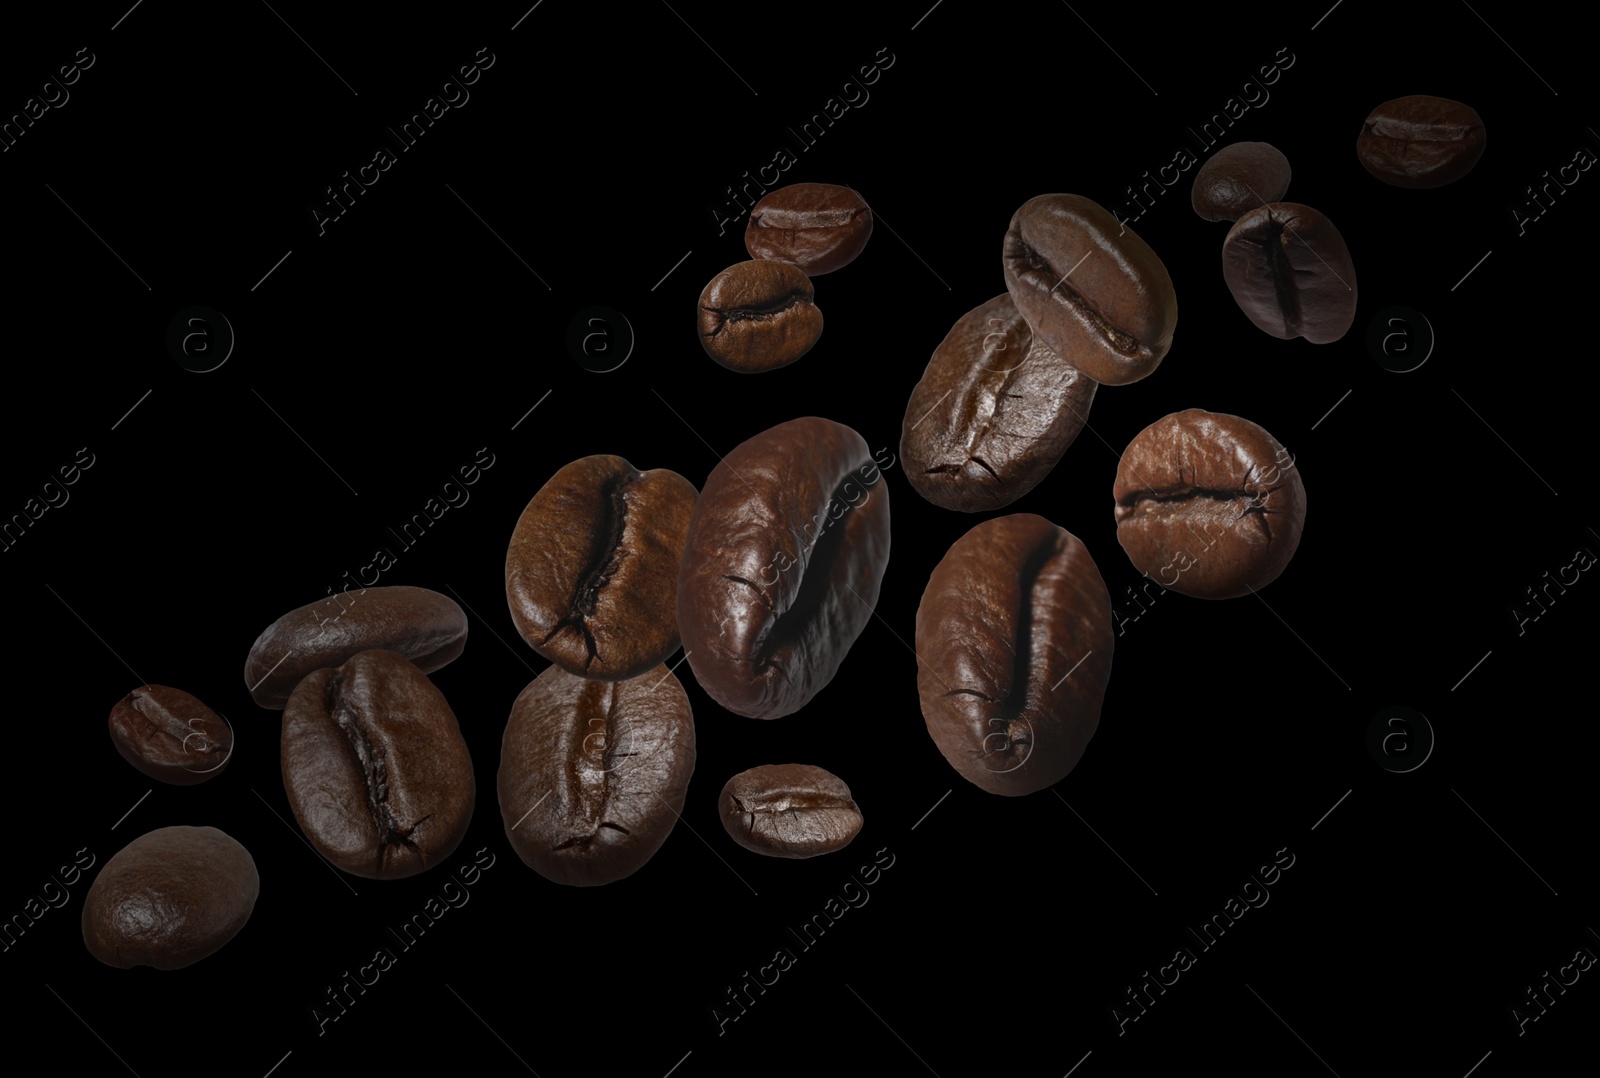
[1002,193,1177,386]
[1113,408,1306,599]
[719,763,862,858]
[1357,95,1485,188]
[1222,203,1357,344]
[282,650,474,879]
[698,260,823,373]
[901,293,1096,512]
[916,514,1113,796]
[678,417,891,719]
[498,665,695,886]
[244,586,467,709]
[745,183,873,274]
[108,685,232,785]
[1191,142,1292,221]
[82,826,259,970]
[506,455,697,680]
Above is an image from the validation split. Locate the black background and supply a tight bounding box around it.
[3,2,1595,1076]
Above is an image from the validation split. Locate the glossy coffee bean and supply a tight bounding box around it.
[719,764,862,858]
[1113,409,1306,599]
[1002,193,1177,386]
[1191,141,1292,222]
[498,665,695,886]
[282,650,474,879]
[1222,203,1357,344]
[916,514,1113,796]
[678,417,891,719]
[244,586,467,709]
[901,293,1097,512]
[82,826,258,970]
[108,685,232,785]
[506,455,697,680]
[1357,95,1485,188]
[744,183,873,275]
[698,260,823,373]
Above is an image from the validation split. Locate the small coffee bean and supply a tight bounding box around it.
[1222,203,1357,344]
[498,665,695,886]
[108,685,232,785]
[1113,408,1306,598]
[82,826,259,970]
[1191,142,1292,222]
[745,183,873,274]
[281,650,474,879]
[916,514,1113,796]
[506,455,697,680]
[1358,95,1485,188]
[698,260,823,373]
[244,586,467,709]
[719,764,862,858]
[1002,193,1178,386]
[901,293,1096,512]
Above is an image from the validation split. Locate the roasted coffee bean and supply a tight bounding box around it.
[82,826,258,970]
[1191,142,1292,222]
[1113,409,1306,599]
[901,293,1097,512]
[745,183,873,275]
[498,665,695,886]
[698,260,823,373]
[1002,193,1177,386]
[916,514,1112,797]
[282,650,474,879]
[108,685,232,785]
[1358,95,1485,188]
[719,764,862,858]
[244,586,467,709]
[1222,203,1357,344]
[678,417,891,719]
[506,455,697,680]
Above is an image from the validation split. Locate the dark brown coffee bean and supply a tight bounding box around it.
[1002,193,1177,386]
[1191,142,1292,222]
[1113,409,1306,599]
[244,586,467,709]
[108,685,232,785]
[698,260,823,373]
[82,826,258,970]
[678,417,891,719]
[282,650,474,879]
[745,183,873,275]
[901,293,1097,512]
[506,455,697,680]
[1222,203,1357,344]
[719,764,862,858]
[915,514,1112,797]
[1358,95,1485,188]
[498,665,695,886]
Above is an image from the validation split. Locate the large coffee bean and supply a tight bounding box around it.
[916,514,1113,797]
[1357,95,1485,188]
[506,455,697,680]
[282,650,474,879]
[901,293,1097,512]
[1191,141,1292,222]
[1002,193,1177,386]
[744,183,873,274]
[698,260,823,373]
[1222,203,1357,344]
[719,763,862,858]
[108,685,232,784]
[1113,409,1306,599]
[678,417,891,719]
[82,826,259,970]
[244,586,467,709]
[498,665,695,886]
